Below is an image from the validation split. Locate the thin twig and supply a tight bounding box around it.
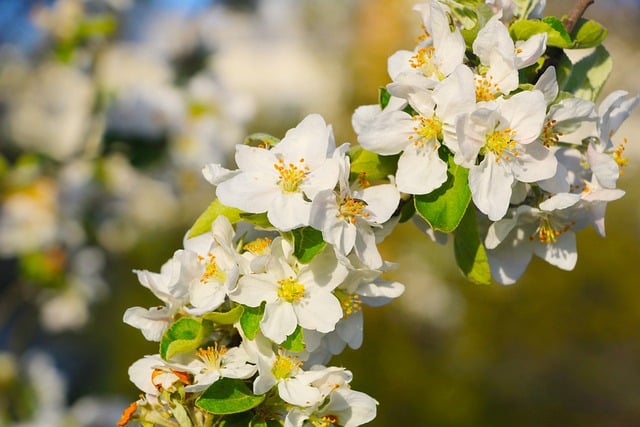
[563,0,595,34]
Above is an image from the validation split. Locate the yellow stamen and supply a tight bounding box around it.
[484,128,518,161]
[474,74,500,102]
[530,217,571,244]
[409,46,444,80]
[200,253,226,284]
[243,237,272,255]
[338,196,369,225]
[196,344,228,371]
[334,289,362,318]
[409,115,443,148]
[311,414,340,427]
[541,119,563,147]
[274,158,309,193]
[613,138,629,175]
[277,276,305,303]
[272,353,302,380]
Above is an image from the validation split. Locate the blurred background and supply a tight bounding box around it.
[1,0,639,426]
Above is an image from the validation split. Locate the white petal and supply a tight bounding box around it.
[216,173,278,213]
[469,157,513,221]
[262,300,298,344]
[358,183,400,224]
[274,114,332,166]
[510,142,557,182]
[278,378,321,407]
[487,238,534,285]
[500,91,546,144]
[533,232,577,270]
[123,306,171,342]
[395,145,448,195]
[267,193,311,231]
[294,292,342,333]
[231,274,277,306]
[534,66,558,104]
[202,163,238,186]
[515,33,547,69]
[473,16,514,65]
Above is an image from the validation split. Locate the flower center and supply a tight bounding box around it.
[199,253,227,284]
[310,414,340,427]
[409,115,443,149]
[196,344,228,371]
[334,289,362,318]
[274,158,309,193]
[272,353,302,380]
[277,276,305,303]
[474,74,500,102]
[338,196,369,225]
[484,127,518,161]
[541,119,563,147]
[613,138,629,174]
[243,237,272,255]
[530,217,570,244]
[409,46,444,80]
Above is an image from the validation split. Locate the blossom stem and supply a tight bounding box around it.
[563,0,595,34]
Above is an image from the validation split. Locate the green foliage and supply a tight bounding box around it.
[460,3,495,46]
[348,147,399,182]
[414,149,471,233]
[240,303,264,340]
[280,326,306,352]
[571,18,608,49]
[218,412,255,426]
[196,378,266,415]
[160,318,212,360]
[378,87,391,109]
[289,227,326,263]
[189,199,243,238]
[453,205,491,285]
[202,305,244,325]
[250,417,283,427]
[509,17,572,48]
[445,0,485,30]
[563,45,612,102]
[244,133,280,148]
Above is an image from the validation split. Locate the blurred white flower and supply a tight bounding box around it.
[5,62,94,160]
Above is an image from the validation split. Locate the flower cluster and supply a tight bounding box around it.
[122,0,638,425]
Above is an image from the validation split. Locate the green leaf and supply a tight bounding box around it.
[290,227,326,263]
[280,326,305,352]
[553,50,574,92]
[459,3,495,47]
[398,197,416,223]
[240,304,264,340]
[571,18,607,49]
[202,305,244,325]
[160,318,211,360]
[250,417,283,427]
[509,18,571,48]
[219,412,255,427]
[414,149,471,233]
[239,212,273,229]
[348,146,399,182]
[188,199,243,238]
[453,205,491,285]
[562,45,612,102]
[196,378,266,415]
[378,87,391,109]
[244,133,280,148]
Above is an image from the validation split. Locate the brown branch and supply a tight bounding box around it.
[562,0,595,34]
